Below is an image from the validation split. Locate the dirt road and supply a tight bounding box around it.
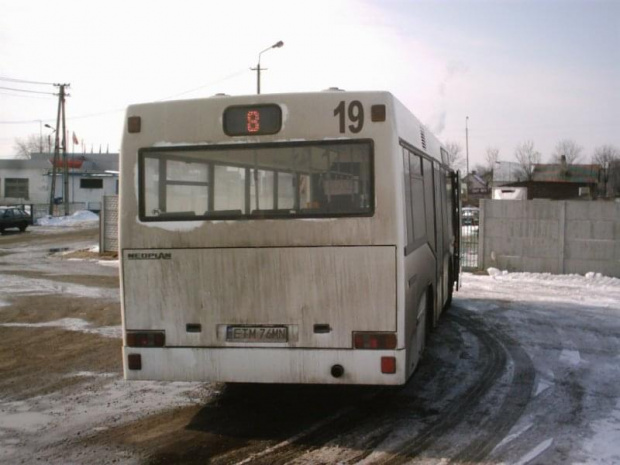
[1,227,618,464]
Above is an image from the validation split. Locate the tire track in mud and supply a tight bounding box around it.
[448,316,536,464]
[231,308,535,465]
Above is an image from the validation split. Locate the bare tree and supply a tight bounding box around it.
[484,146,499,174]
[444,141,464,170]
[13,134,44,159]
[514,140,541,181]
[592,144,620,166]
[551,139,583,164]
[593,145,620,197]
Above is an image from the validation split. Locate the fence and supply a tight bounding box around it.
[461,207,480,270]
[100,195,119,253]
[478,199,620,277]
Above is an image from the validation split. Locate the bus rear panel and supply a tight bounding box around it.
[120,91,458,385]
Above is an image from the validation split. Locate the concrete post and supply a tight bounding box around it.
[558,201,566,274]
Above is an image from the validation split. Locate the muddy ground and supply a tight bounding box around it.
[0,227,619,464]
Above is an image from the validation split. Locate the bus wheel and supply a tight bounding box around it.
[418,287,434,359]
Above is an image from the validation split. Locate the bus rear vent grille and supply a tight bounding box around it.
[420,127,427,150]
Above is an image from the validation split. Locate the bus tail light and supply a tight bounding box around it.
[126,331,165,347]
[127,116,141,133]
[381,356,396,374]
[353,332,397,350]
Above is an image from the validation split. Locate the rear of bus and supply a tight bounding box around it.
[120,91,407,385]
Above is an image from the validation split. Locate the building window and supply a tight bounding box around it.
[4,178,29,199]
[80,178,103,189]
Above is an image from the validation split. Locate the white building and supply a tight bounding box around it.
[0,153,118,212]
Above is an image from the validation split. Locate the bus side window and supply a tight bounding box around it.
[403,148,414,251]
[409,152,426,243]
[422,157,436,251]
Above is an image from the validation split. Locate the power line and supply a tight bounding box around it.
[1,69,249,125]
[0,76,55,86]
[156,68,248,101]
[0,119,54,125]
[0,91,54,100]
[68,108,125,120]
[0,86,56,95]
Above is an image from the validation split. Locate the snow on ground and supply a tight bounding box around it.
[462,268,620,309]
[0,272,119,300]
[0,377,211,463]
[35,210,99,227]
[457,270,620,465]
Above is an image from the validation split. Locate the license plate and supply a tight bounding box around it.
[226,325,288,343]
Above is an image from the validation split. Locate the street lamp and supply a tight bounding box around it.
[45,124,56,153]
[253,40,284,94]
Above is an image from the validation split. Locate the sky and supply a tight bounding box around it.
[0,0,618,169]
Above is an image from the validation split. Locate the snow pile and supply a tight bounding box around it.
[486,268,620,287]
[487,267,507,277]
[36,210,99,227]
[466,270,620,309]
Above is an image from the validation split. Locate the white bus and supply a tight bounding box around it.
[120,90,460,385]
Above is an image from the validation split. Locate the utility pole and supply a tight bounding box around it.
[251,62,263,95]
[48,83,70,216]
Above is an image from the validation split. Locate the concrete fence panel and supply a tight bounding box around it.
[100,195,119,253]
[480,199,620,277]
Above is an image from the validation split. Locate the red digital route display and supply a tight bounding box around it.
[223,104,282,136]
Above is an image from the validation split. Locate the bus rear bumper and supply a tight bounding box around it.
[122,347,408,385]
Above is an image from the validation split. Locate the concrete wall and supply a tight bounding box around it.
[100,195,119,253]
[479,199,620,277]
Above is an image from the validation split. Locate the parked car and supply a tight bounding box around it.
[462,207,479,226]
[0,206,32,233]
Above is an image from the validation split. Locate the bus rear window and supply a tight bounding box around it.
[138,140,373,221]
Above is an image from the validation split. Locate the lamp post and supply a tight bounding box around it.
[253,40,284,94]
[45,124,56,153]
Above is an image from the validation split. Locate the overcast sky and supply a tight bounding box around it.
[1,0,618,169]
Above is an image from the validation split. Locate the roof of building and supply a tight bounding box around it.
[465,172,488,186]
[532,164,600,183]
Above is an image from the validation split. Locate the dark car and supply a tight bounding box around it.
[0,207,31,233]
[462,207,479,226]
